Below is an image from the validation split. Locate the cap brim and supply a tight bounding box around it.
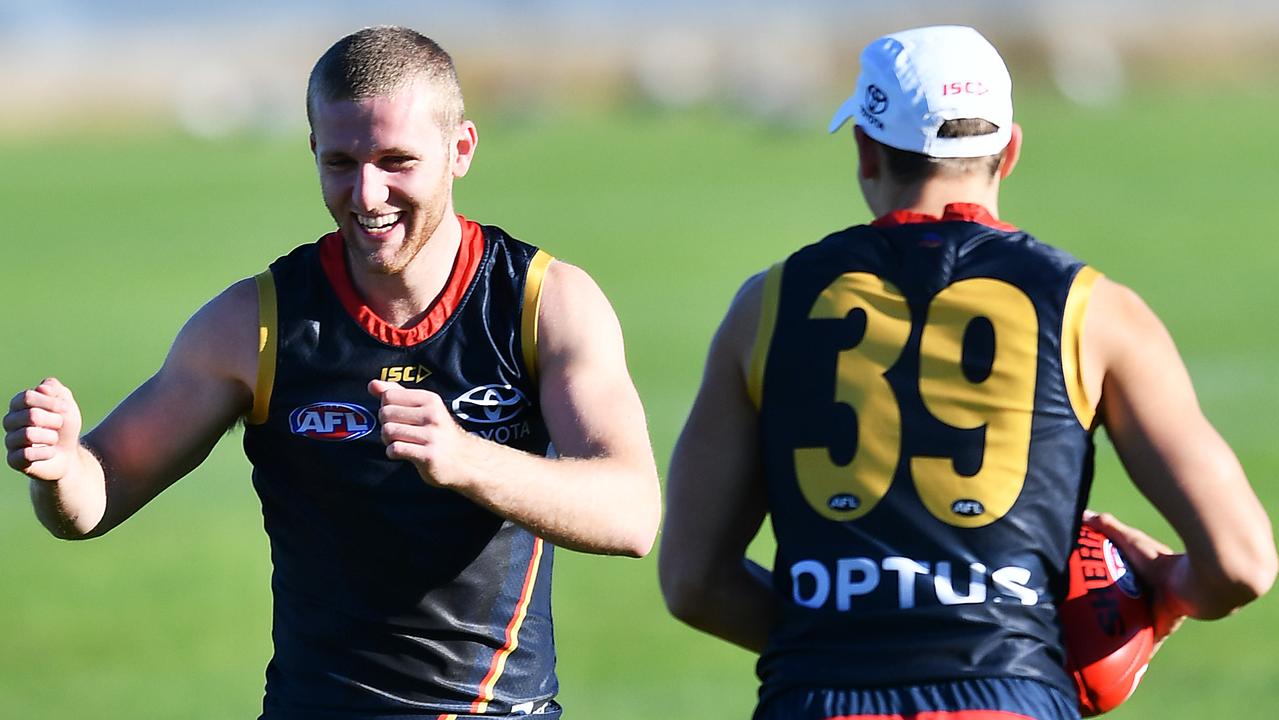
[828,94,859,133]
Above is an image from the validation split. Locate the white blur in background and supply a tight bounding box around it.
[1,0,1278,137]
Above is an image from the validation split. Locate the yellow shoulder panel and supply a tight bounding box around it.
[521,250,554,384]
[1061,265,1102,430]
[247,270,278,426]
[747,263,784,410]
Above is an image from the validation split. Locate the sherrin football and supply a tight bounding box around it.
[1060,524,1156,716]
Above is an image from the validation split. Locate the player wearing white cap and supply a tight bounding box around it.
[659,25,1274,720]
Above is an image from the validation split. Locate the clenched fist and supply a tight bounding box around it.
[369,379,476,489]
[5,378,84,482]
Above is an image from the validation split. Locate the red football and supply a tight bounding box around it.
[1060,524,1156,716]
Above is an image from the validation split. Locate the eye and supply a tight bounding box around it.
[381,155,418,171]
[323,157,355,170]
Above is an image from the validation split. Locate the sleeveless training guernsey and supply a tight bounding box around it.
[749,204,1101,704]
[243,217,559,719]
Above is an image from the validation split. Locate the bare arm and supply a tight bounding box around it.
[1083,277,1276,624]
[658,273,775,653]
[5,280,258,539]
[372,260,660,557]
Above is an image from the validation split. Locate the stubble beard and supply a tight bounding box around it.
[377,193,448,276]
[342,172,453,277]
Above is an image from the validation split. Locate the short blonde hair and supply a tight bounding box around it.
[306,26,465,130]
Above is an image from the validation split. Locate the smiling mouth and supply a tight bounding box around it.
[354,212,404,233]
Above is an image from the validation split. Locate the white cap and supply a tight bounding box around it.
[828,25,1013,158]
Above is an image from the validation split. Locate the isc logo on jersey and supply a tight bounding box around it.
[289,402,376,442]
[379,364,431,383]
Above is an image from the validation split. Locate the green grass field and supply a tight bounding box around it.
[1,87,1276,718]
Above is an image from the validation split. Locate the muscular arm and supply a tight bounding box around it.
[658,273,775,653]
[1083,277,1276,622]
[373,260,660,557]
[6,280,258,539]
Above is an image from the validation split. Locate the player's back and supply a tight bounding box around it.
[751,204,1099,701]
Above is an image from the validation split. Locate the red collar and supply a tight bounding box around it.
[318,214,485,347]
[870,203,1019,232]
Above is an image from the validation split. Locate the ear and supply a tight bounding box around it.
[452,120,479,178]
[853,125,881,180]
[309,132,316,155]
[998,122,1022,180]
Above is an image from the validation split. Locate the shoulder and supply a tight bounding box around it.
[1083,275,1179,381]
[538,260,619,351]
[167,277,261,391]
[1087,276,1162,343]
[189,277,260,335]
[542,258,599,297]
[1090,275,1146,310]
[709,269,773,385]
[525,260,631,385]
[725,269,769,335]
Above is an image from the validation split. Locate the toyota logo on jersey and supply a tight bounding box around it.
[289,402,376,441]
[452,384,527,424]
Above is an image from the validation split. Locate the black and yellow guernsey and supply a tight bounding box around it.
[243,216,559,719]
[750,204,1102,704]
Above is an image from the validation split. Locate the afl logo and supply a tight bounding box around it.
[452,384,527,424]
[289,402,375,442]
[1103,539,1143,599]
[865,84,889,115]
[828,493,860,512]
[951,498,986,517]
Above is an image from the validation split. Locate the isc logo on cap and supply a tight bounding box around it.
[289,402,375,441]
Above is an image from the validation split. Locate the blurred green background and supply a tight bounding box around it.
[2,4,1278,718]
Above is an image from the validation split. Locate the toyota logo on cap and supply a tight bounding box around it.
[865,84,889,115]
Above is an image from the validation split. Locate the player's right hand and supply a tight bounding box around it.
[4,378,84,482]
[1083,509,1188,646]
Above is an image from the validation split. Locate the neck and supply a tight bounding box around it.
[867,173,1001,220]
[350,212,463,328]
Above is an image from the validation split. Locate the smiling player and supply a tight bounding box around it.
[5,26,660,720]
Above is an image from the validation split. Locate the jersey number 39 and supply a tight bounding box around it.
[796,272,1038,528]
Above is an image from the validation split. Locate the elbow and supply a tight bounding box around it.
[42,515,108,541]
[1193,573,1273,619]
[29,473,111,541]
[660,577,703,627]
[558,507,656,558]
[663,584,719,632]
[617,471,661,559]
[1192,536,1278,618]
[658,559,713,628]
[33,506,101,542]
[1224,521,1278,607]
[42,520,98,542]
[615,527,656,559]
[630,529,657,559]
[616,508,659,559]
[1226,538,1278,607]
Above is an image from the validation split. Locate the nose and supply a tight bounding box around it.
[352,163,390,211]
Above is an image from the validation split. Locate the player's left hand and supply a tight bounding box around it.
[369,379,475,489]
[1083,509,1188,648]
